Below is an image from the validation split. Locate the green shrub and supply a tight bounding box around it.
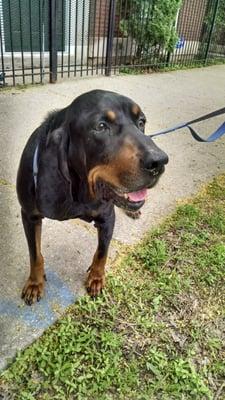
[120,0,181,57]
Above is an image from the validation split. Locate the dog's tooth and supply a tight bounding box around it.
[124,193,128,199]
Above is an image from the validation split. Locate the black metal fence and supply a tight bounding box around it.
[0,0,224,86]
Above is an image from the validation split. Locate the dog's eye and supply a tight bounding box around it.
[96,122,108,132]
[138,119,145,131]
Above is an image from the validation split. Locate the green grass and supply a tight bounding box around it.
[0,82,45,92]
[119,58,225,75]
[1,175,225,400]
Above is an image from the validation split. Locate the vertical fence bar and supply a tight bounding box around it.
[81,0,85,76]
[67,0,71,77]
[96,0,102,74]
[8,0,15,85]
[195,0,208,64]
[141,0,152,66]
[0,5,5,86]
[200,0,212,64]
[131,0,139,66]
[119,0,127,66]
[105,0,116,76]
[128,0,138,67]
[188,0,200,65]
[91,0,97,75]
[196,1,203,63]
[204,0,219,63]
[166,3,180,68]
[179,3,186,66]
[170,5,180,67]
[29,0,34,83]
[146,0,155,67]
[61,0,64,78]
[74,0,78,76]
[101,0,108,74]
[137,0,146,66]
[179,0,190,67]
[114,0,122,72]
[124,0,134,66]
[39,0,43,83]
[18,0,25,84]
[86,0,91,75]
[49,0,57,83]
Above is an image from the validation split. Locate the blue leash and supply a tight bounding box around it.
[150,107,225,142]
[33,144,39,189]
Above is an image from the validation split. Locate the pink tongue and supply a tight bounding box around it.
[127,188,147,202]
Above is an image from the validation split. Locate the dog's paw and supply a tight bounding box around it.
[86,271,105,297]
[21,278,45,305]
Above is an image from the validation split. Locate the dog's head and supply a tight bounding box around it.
[66,90,168,211]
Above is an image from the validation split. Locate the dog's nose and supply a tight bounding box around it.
[141,151,169,173]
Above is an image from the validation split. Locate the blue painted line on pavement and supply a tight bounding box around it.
[0,268,76,329]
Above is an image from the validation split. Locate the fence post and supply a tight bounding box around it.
[105,0,116,76]
[49,0,57,83]
[204,0,220,64]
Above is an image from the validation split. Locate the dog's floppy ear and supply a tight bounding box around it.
[46,126,70,184]
[68,121,88,179]
[37,126,73,219]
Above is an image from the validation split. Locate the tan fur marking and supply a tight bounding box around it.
[88,139,140,197]
[29,257,44,283]
[91,252,107,272]
[88,165,122,197]
[35,221,42,256]
[22,222,45,304]
[131,104,140,116]
[106,110,116,122]
[30,223,44,282]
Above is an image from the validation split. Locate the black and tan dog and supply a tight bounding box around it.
[17,90,168,305]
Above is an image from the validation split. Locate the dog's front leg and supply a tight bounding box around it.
[86,207,115,297]
[21,210,45,305]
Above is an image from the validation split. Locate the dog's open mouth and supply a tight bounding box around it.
[96,181,148,211]
[114,188,147,211]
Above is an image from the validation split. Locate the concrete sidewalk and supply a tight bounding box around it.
[0,65,225,370]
